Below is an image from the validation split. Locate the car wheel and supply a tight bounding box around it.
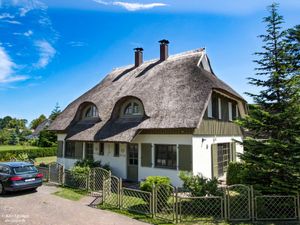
[0,182,5,195]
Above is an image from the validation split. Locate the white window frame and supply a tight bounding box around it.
[228,102,233,121]
[218,98,222,120]
[207,98,213,118]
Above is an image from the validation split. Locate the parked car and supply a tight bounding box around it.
[0,162,43,194]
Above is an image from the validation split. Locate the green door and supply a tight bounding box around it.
[127,143,138,181]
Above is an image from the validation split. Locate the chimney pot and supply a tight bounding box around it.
[134,47,143,67]
[159,39,169,61]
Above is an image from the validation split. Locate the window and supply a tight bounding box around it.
[207,98,212,118]
[85,143,94,160]
[218,98,222,120]
[121,99,143,117]
[99,143,104,156]
[217,143,230,177]
[83,105,98,119]
[13,166,37,175]
[228,102,233,121]
[0,166,10,174]
[114,143,120,157]
[65,142,75,158]
[155,145,177,169]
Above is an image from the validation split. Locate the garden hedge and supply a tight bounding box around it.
[0,147,57,161]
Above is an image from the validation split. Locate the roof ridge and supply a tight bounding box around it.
[112,48,204,71]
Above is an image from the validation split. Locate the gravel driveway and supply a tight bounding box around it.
[0,184,148,225]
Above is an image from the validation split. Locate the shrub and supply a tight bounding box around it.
[0,147,56,161]
[226,162,247,185]
[179,171,222,197]
[74,159,110,170]
[140,176,171,192]
[71,166,91,179]
[140,176,172,209]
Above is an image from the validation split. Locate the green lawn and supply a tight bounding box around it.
[0,145,40,151]
[34,156,57,165]
[53,187,88,201]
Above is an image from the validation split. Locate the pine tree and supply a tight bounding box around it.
[49,103,61,120]
[238,3,300,194]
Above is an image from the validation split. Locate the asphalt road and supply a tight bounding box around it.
[0,184,147,225]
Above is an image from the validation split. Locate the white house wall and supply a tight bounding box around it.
[192,136,244,179]
[93,143,127,179]
[132,134,193,187]
[57,157,77,169]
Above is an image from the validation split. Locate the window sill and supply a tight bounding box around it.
[154,166,177,170]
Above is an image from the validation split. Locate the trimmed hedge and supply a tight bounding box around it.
[0,147,57,161]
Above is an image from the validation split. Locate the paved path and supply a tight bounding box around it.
[0,184,147,225]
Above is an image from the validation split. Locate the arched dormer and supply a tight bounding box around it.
[110,96,146,120]
[73,102,100,122]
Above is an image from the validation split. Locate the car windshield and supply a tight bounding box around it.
[13,166,38,175]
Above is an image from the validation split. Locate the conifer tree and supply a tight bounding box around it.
[238,3,300,194]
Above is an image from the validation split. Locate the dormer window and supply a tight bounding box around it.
[83,105,98,119]
[121,99,144,117]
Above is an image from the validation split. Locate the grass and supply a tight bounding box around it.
[34,156,57,165]
[98,205,300,225]
[53,187,88,201]
[0,145,40,151]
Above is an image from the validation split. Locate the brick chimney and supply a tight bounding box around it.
[159,39,169,61]
[134,47,143,67]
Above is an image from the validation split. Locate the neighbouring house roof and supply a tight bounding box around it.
[48,49,246,142]
[28,119,52,139]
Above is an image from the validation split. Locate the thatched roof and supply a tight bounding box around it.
[49,49,245,142]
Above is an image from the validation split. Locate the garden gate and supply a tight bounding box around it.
[48,162,64,184]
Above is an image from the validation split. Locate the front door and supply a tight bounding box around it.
[127,143,138,181]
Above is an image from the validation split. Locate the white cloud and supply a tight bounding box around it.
[93,0,110,5]
[93,0,167,11]
[2,20,21,24]
[34,40,56,68]
[113,2,166,11]
[67,41,87,47]
[0,46,27,83]
[13,30,33,37]
[0,13,15,19]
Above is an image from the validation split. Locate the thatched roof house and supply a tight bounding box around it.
[50,40,247,186]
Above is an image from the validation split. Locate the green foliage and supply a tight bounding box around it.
[140,176,172,208]
[238,3,300,194]
[0,147,56,161]
[9,131,19,145]
[49,103,61,120]
[74,159,110,170]
[226,162,249,185]
[70,166,91,179]
[179,171,222,197]
[38,130,57,147]
[140,176,171,192]
[30,114,47,129]
[15,153,30,161]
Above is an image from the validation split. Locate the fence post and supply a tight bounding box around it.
[118,178,122,209]
[48,164,51,182]
[251,185,255,222]
[175,187,178,224]
[297,192,300,221]
[224,187,228,221]
[152,184,156,218]
[86,170,90,191]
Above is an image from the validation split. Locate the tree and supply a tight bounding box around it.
[38,130,57,147]
[238,3,300,194]
[30,114,47,130]
[49,103,61,120]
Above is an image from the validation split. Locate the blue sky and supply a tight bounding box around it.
[0,0,299,124]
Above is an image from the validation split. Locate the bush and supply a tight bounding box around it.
[0,147,56,161]
[140,176,172,209]
[179,171,222,197]
[70,166,91,179]
[140,176,171,192]
[226,162,247,185]
[74,159,110,170]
